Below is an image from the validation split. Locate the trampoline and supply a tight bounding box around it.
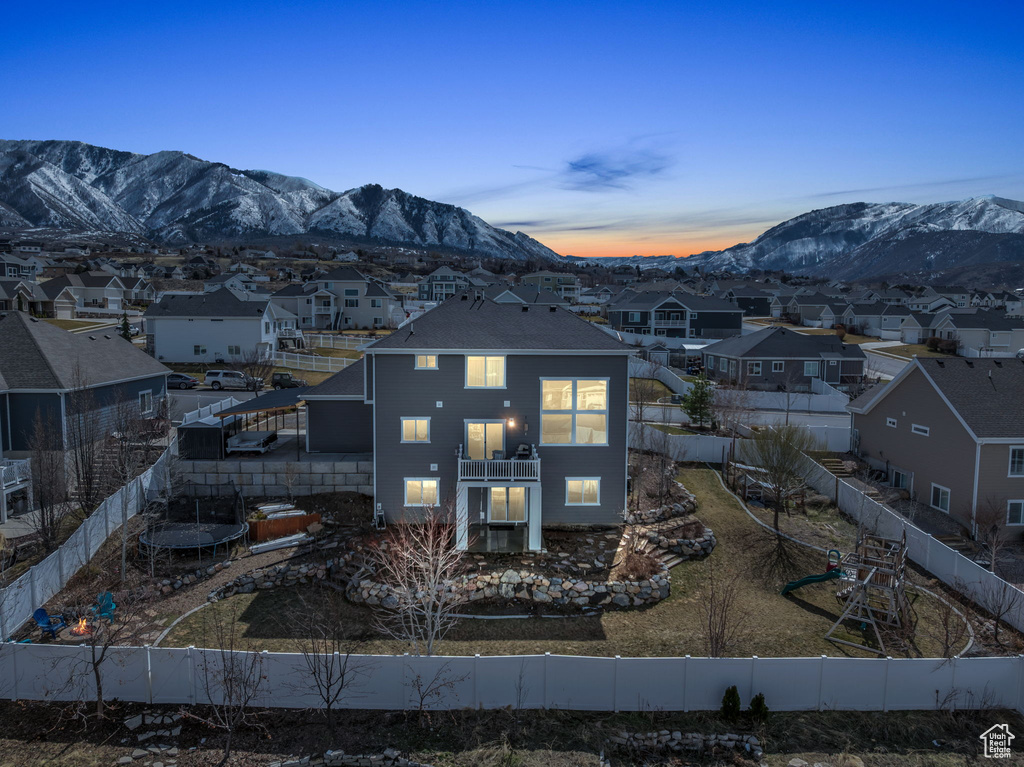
[140,522,249,554]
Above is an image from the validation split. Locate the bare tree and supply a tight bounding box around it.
[698,558,746,657]
[746,424,822,533]
[971,577,1024,648]
[27,408,73,553]
[367,506,468,656]
[65,368,103,515]
[922,591,971,660]
[231,347,275,391]
[629,361,664,429]
[288,592,367,737]
[975,497,1014,574]
[186,605,267,767]
[712,385,754,436]
[405,660,468,728]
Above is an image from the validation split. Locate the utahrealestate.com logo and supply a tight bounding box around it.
[980,724,1014,759]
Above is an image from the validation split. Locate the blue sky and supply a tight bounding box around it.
[3,1,1023,257]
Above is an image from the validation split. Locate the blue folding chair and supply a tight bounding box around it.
[90,592,117,623]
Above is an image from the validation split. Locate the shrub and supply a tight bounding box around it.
[620,550,660,580]
[678,518,706,538]
[749,692,769,722]
[925,336,941,351]
[720,685,741,720]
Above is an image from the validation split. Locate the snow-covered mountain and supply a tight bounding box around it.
[573,196,1024,282]
[0,140,561,261]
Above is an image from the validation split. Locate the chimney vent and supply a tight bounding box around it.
[521,305,529,312]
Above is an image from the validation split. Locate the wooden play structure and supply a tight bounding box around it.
[824,532,912,655]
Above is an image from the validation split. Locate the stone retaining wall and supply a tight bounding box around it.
[348,566,671,609]
[624,485,698,525]
[175,459,373,497]
[608,729,763,760]
[650,526,717,559]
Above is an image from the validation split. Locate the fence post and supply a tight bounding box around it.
[543,652,549,709]
[145,645,153,705]
[817,655,827,711]
[612,655,620,712]
[881,656,891,711]
[82,521,91,564]
[57,545,66,586]
[188,646,196,705]
[682,655,689,712]
[473,654,479,710]
[750,656,757,703]
[10,640,18,700]
[29,568,39,611]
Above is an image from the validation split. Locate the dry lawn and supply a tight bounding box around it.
[876,344,956,360]
[165,468,954,659]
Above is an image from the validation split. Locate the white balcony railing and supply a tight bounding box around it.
[458,444,541,481]
[653,319,687,327]
[1,459,31,488]
[278,328,303,338]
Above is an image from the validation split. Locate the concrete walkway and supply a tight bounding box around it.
[0,508,41,539]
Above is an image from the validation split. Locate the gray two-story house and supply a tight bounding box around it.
[606,290,743,339]
[304,291,632,551]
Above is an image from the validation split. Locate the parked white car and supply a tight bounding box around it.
[204,370,264,391]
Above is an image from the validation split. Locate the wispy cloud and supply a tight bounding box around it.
[811,172,1024,199]
[561,148,672,191]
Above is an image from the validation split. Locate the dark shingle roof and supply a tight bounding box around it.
[322,266,368,282]
[144,288,267,318]
[0,312,168,390]
[918,357,1024,438]
[701,326,866,360]
[307,358,365,397]
[365,292,631,352]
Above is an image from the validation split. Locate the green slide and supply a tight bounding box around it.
[780,567,842,596]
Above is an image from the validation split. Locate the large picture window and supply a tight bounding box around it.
[404,478,438,506]
[541,379,608,445]
[466,356,505,388]
[490,487,526,522]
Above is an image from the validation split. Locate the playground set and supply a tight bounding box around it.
[782,532,912,656]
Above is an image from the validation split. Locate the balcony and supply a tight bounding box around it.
[457,444,541,481]
[1,459,30,489]
[278,328,303,339]
[314,305,333,314]
[653,320,687,328]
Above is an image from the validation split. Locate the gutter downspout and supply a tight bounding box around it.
[971,440,982,538]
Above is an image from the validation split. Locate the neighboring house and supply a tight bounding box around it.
[416,266,481,301]
[144,288,298,363]
[721,287,773,316]
[930,310,1024,357]
[578,286,615,305]
[848,357,1024,536]
[926,285,971,308]
[0,255,39,281]
[841,303,887,336]
[303,291,632,551]
[40,272,128,318]
[606,291,743,338]
[0,311,169,454]
[120,276,156,305]
[270,267,403,330]
[484,285,569,306]
[204,273,257,293]
[906,294,955,313]
[520,270,581,301]
[866,288,912,306]
[702,326,866,391]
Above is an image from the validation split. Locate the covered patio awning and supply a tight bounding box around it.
[216,387,309,417]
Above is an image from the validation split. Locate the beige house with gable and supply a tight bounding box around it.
[848,357,1024,536]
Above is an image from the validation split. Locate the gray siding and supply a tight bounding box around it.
[7,393,61,451]
[371,352,628,527]
[307,400,373,453]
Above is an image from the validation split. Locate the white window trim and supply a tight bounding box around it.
[803,361,818,377]
[1008,499,1024,527]
[403,477,439,507]
[627,311,641,323]
[464,355,507,389]
[771,361,784,372]
[400,417,431,443]
[139,389,153,415]
[911,424,930,436]
[930,483,950,513]
[565,477,601,506]
[415,354,439,370]
[747,361,762,376]
[1009,446,1024,477]
[886,418,897,428]
[539,377,610,447]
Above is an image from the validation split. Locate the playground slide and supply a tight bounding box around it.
[780,568,842,596]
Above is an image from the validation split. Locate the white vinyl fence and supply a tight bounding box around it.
[0,445,174,639]
[304,334,368,351]
[2,646,1022,713]
[180,397,242,425]
[796,454,1024,635]
[273,351,356,373]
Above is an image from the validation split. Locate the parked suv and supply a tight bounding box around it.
[271,372,308,389]
[205,370,264,391]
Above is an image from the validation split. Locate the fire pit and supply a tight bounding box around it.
[70,617,92,637]
[57,616,95,642]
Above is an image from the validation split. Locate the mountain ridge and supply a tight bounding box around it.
[0,139,561,262]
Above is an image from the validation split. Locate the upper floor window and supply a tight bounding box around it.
[344,288,358,296]
[1010,447,1024,477]
[345,299,358,308]
[911,424,930,436]
[139,390,153,415]
[540,379,608,445]
[627,311,641,323]
[886,417,897,428]
[1009,500,1024,526]
[466,356,505,388]
[415,355,438,370]
[401,417,430,443]
[370,298,382,308]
